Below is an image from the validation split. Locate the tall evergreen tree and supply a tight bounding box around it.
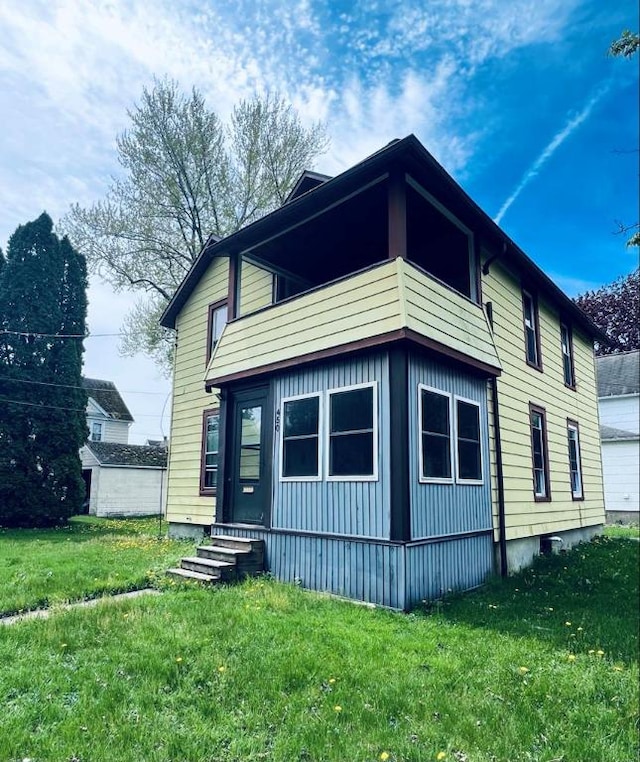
[0,213,88,527]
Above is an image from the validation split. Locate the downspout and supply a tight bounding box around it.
[490,376,508,577]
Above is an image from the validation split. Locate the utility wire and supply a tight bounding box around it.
[0,396,171,418]
[0,329,124,338]
[0,375,168,395]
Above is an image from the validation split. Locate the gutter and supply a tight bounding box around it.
[490,377,508,577]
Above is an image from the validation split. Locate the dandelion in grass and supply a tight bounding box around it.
[588,649,595,655]
[565,621,572,626]
[613,665,623,672]
[567,655,576,662]
[380,752,390,761]
[218,665,226,672]
[518,666,529,674]
[61,643,68,649]
[176,657,183,663]
[577,626,583,632]
[334,705,342,712]
[329,678,336,684]
[596,650,605,656]
[437,752,447,760]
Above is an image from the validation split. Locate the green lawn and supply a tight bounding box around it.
[0,515,192,616]
[0,524,637,762]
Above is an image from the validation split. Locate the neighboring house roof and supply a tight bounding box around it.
[596,351,640,398]
[600,424,640,442]
[160,134,608,344]
[85,441,167,467]
[82,378,134,422]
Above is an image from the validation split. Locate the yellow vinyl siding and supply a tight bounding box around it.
[208,260,404,381]
[402,265,500,371]
[239,260,273,316]
[165,257,229,526]
[483,260,604,541]
[207,259,501,383]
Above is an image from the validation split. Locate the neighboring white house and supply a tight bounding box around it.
[81,441,167,518]
[80,378,168,517]
[597,351,640,523]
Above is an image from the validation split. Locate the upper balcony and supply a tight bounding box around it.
[205,258,501,387]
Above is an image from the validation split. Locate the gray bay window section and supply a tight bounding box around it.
[456,400,482,481]
[282,395,320,478]
[329,385,375,477]
[420,388,452,480]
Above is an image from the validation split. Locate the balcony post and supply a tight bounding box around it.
[388,170,407,260]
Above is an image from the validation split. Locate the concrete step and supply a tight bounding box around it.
[210,535,264,553]
[166,568,219,584]
[197,545,251,562]
[181,556,236,580]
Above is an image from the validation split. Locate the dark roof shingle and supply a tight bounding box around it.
[85,441,167,467]
[600,424,640,441]
[596,351,640,398]
[83,378,134,422]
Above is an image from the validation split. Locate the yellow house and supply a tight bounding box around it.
[160,135,606,608]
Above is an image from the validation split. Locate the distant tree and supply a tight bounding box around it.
[609,30,640,58]
[609,30,639,248]
[0,213,88,527]
[63,79,329,372]
[574,268,640,355]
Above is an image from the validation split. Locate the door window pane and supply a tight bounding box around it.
[239,405,261,481]
[201,410,219,492]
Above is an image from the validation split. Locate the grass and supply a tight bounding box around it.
[0,527,637,762]
[0,515,193,616]
[604,523,640,539]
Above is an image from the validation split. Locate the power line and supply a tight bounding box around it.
[0,375,168,395]
[0,396,171,418]
[0,329,124,338]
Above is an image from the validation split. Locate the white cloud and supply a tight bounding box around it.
[493,86,610,225]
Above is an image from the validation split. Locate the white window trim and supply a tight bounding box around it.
[453,394,484,485]
[418,384,454,484]
[90,421,103,442]
[567,422,583,499]
[531,410,548,499]
[523,289,539,366]
[326,381,379,482]
[279,392,322,483]
[560,323,575,387]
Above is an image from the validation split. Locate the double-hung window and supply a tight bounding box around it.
[419,387,453,481]
[419,387,484,484]
[200,409,220,494]
[560,323,575,388]
[328,383,377,479]
[522,290,542,369]
[281,394,321,480]
[455,398,482,482]
[529,404,550,500]
[206,300,228,363]
[567,420,583,500]
[90,422,103,442]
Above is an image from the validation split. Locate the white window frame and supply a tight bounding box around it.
[326,381,378,482]
[453,395,484,485]
[567,422,584,500]
[279,392,322,482]
[560,323,575,387]
[522,289,540,367]
[418,384,454,484]
[90,421,103,442]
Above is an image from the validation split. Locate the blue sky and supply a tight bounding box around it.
[0,0,638,441]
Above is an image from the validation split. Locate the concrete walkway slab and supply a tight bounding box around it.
[0,588,160,626]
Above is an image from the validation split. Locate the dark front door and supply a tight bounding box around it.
[229,387,271,525]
